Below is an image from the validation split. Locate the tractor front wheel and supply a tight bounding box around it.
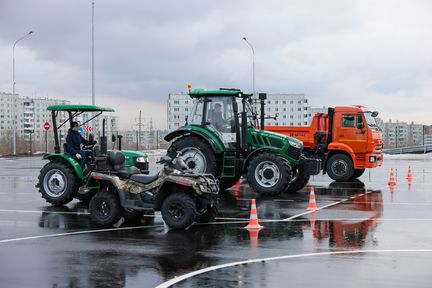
[37,161,79,206]
[247,152,292,196]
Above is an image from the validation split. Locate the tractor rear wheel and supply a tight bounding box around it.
[37,161,80,206]
[247,152,292,196]
[167,136,218,175]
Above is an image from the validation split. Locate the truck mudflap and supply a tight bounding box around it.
[300,157,322,176]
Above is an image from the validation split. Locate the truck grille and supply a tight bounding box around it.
[286,146,302,160]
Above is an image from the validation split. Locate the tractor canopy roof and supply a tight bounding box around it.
[47,104,115,112]
[189,88,251,98]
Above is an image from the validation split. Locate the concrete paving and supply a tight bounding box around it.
[0,154,431,287]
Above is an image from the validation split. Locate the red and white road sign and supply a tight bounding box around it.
[84,125,93,132]
[43,122,51,131]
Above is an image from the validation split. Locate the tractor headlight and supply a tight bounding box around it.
[288,140,302,149]
[135,156,147,163]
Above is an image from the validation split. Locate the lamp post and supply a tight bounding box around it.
[12,31,33,156]
[242,37,255,97]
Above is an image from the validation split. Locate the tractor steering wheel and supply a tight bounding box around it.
[83,141,97,150]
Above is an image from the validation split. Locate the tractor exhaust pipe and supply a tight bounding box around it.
[259,93,267,130]
[100,118,107,155]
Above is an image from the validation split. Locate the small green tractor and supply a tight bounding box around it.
[36,105,149,205]
[165,89,321,195]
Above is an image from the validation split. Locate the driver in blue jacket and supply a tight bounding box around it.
[66,122,93,168]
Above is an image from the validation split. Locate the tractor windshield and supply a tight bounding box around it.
[204,97,235,134]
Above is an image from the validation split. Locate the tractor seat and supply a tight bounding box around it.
[116,166,141,179]
[130,174,159,185]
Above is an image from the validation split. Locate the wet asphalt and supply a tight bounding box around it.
[0,154,431,288]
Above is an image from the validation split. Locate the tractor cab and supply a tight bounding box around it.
[188,89,248,150]
[37,104,149,206]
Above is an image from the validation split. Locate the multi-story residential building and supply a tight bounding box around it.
[167,92,313,130]
[0,92,70,140]
[378,119,425,148]
[167,93,194,131]
[259,94,311,126]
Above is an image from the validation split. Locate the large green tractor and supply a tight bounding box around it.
[36,105,149,205]
[165,89,321,195]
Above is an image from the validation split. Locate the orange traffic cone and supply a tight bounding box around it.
[232,179,241,191]
[407,166,413,181]
[388,168,397,186]
[306,186,318,211]
[244,199,263,230]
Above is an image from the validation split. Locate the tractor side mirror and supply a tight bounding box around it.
[112,134,116,142]
[371,111,379,117]
[88,133,94,143]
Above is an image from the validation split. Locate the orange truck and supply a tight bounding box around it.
[265,106,383,182]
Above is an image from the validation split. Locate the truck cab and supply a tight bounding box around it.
[265,105,383,182]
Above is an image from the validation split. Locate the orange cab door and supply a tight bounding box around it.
[333,112,367,153]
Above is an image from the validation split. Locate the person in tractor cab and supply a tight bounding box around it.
[208,103,225,130]
[66,122,93,168]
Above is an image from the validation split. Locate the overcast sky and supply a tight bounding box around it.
[1,0,431,129]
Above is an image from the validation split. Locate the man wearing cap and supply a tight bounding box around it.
[66,122,93,168]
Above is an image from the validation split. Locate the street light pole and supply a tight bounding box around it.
[91,0,95,105]
[242,37,255,97]
[12,31,33,156]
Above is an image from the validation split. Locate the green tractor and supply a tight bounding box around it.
[36,104,149,205]
[165,89,321,195]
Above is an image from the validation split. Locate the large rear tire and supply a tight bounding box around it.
[161,192,196,229]
[326,154,355,182]
[167,136,218,175]
[247,152,292,196]
[89,188,122,226]
[37,161,80,206]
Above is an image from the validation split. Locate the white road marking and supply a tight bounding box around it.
[155,249,432,288]
[0,225,163,244]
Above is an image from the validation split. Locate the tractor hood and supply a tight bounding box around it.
[249,128,303,150]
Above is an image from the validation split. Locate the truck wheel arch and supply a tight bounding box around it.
[325,143,357,169]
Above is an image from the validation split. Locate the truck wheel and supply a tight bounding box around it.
[37,161,79,206]
[326,154,355,182]
[167,136,218,175]
[285,170,310,193]
[195,204,218,223]
[351,169,366,180]
[247,152,292,196]
[161,192,196,229]
[89,188,122,226]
